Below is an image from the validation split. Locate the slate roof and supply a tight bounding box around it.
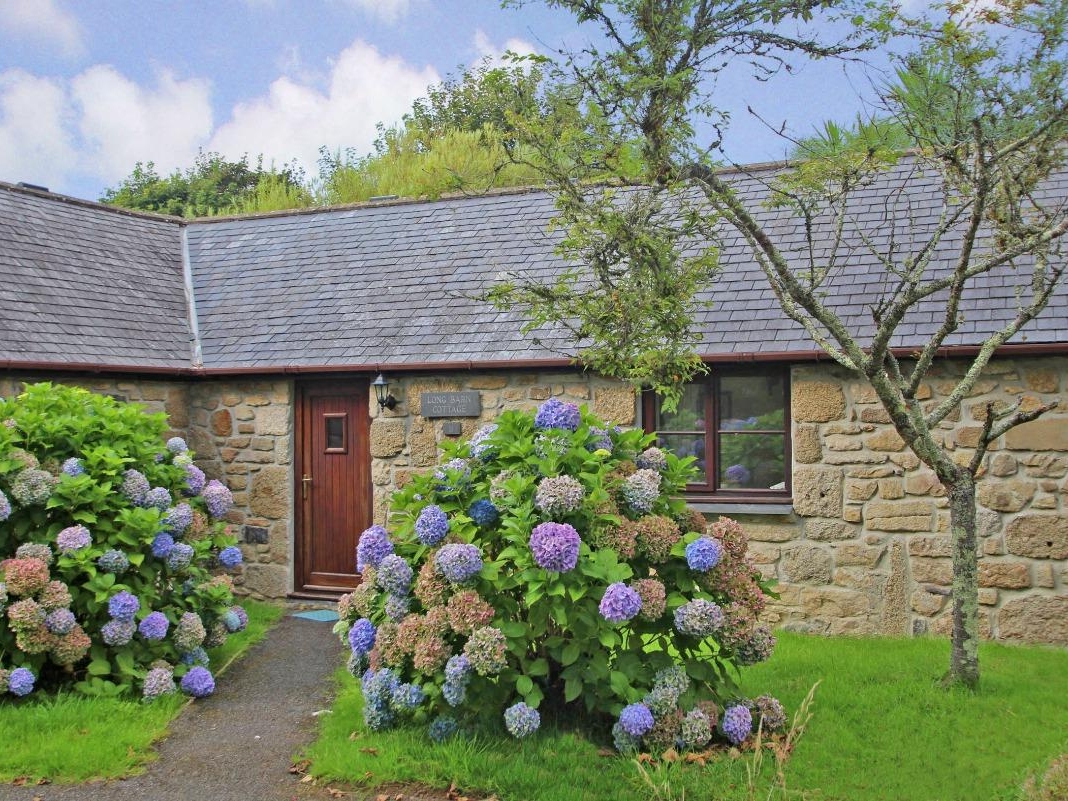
[2,156,1067,374]
[0,182,190,369]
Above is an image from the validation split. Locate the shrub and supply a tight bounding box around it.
[0,383,245,700]
[337,399,782,749]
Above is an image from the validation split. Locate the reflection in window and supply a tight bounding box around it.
[325,414,347,452]
[645,368,789,498]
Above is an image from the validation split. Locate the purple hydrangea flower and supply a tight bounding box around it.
[356,525,393,573]
[752,695,787,733]
[183,463,206,496]
[101,618,136,646]
[375,554,413,596]
[469,424,498,459]
[467,499,499,527]
[636,447,668,472]
[223,606,248,633]
[121,469,150,505]
[144,487,172,511]
[444,654,472,685]
[139,611,170,640]
[721,704,753,745]
[44,608,77,635]
[56,524,91,553]
[166,436,188,454]
[202,480,233,518]
[96,549,129,573]
[621,469,661,514]
[12,469,56,506]
[180,647,210,666]
[504,702,541,738]
[61,457,85,476]
[725,464,751,484]
[599,582,642,624]
[534,476,585,516]
[8,667,35,697]
[433,458,472,490]
[218,546,243,569]
[166,542,195,571]
[415,505,449,546]
[108,591,140,621]
[588,426,613,452]
[434,544,483,583]
[348,618,376,656]
[534,398,581,431]
[673,599,725,637]
[142,666,176,700]
[735,626,776,666]
[618,703,655,737]
[443,679,466,706]
[163,503,193,535]
[529,522,581,573]
[428,715,459,742]
[180,666,215,698]
[384,594,409,622]
[392,682,425,710]
[152,533,176,559]
[685,537,724,572]
[0,490,9,521]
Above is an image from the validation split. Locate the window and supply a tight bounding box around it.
[643,366,790,501]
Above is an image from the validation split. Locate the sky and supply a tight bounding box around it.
[0,0,892,202]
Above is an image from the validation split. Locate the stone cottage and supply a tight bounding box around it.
[1,157,1066,645]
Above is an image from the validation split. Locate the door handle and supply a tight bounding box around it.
[302,474,312,499]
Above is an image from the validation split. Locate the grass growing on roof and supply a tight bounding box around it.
[304,632,1068,801]
[0,599,283,784]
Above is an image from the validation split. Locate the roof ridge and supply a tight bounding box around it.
[0,180,186,224]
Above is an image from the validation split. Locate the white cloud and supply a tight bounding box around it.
[0,65,212,193]
[0,0,83,57]
[209,40,438,175]
[339,0,411,24]
[472,29,539,66]
[0,70,77,188]
[71,66,214,180]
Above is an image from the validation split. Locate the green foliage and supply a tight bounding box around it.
[101,151,306,218]
[0,600,280,783]
[0,384,244,697]
[306,634,1068,801]
[337,401,775,744]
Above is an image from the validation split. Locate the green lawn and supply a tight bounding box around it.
[0,599,283,784]
[303,633,1068,801]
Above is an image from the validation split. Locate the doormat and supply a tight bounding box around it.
[291,609,339,622]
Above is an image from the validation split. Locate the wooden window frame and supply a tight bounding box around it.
[642,365,792,504]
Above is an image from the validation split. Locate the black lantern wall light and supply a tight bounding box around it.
[372,374,397,411]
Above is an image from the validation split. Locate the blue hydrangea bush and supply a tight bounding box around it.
[0,384,246,700]
[337,398,785,752]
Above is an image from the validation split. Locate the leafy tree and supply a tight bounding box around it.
[320,56,582,204]
[490,0,1068,688]
[101,151,308,217]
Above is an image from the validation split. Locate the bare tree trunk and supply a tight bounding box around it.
[946,472,980,689]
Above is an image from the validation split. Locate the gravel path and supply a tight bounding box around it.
[0,614,348,801]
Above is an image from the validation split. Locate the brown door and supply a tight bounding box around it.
[295,380,370,595]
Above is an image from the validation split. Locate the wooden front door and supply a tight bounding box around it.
[295,380,370,595]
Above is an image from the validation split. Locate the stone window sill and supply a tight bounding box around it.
[689,502,794,516]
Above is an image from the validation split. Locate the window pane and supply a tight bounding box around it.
[718,374,785,430]
[718,433,785,489]
[656,383,706,431]
[657,433,707,483]
[326,416,345,450]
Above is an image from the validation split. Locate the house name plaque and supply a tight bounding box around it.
[420,391,482,418]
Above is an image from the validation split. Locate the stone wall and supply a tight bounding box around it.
[368,371,638,527]
[750,357,1068,645]
[187,379,294,601]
